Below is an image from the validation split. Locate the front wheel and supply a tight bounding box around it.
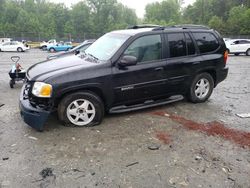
[58,91,104,127]
[17,47,23,52]
[246,49,250,56]
[188,73,214,103]
[49,48,56,52]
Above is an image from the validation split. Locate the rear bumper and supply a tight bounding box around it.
[19,91,50,131]
[215,67,228,86]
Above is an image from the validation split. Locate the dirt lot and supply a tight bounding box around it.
[0,49,250,188]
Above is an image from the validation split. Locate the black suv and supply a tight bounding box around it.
[20,25,228,131]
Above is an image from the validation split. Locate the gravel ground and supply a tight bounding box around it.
[0,49,250,188]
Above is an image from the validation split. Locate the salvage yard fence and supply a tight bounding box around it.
[0,31,103,43]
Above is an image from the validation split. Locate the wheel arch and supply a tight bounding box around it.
[196,69,217,87]
[55,86,106,109]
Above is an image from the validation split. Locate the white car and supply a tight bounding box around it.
[40,39,57,50]
[225,39,250,56]
[0,41,30,52]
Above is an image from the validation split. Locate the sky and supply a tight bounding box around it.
[50,0,196,18]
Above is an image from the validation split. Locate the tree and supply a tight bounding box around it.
[145,0,181,25]
[208,16,224,33]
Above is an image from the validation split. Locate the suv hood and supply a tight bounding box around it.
[27,55,96,81]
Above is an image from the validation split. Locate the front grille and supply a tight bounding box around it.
[23,81,32,100]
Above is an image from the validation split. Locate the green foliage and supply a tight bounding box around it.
[208,16,225,34]
[0,0,138,40]
[1,0,250,39]
[144,0,250,35]
[145,0,181,24]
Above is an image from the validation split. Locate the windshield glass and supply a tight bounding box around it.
[85,33,130,61]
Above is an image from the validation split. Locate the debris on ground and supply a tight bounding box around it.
[39,168,54,179]
[126,162,139,167]
[0,104,4,108]
[195,156,202,161]
[236,113,250,118]
[148,144,161,150]
[2,157,9,161]
[28,136,38,140]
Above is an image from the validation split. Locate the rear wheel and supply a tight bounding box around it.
[17,47,23,52]
[42,46,47,50]
[188,73,214,103]
[58,91,104,127]
[246,49,250,56]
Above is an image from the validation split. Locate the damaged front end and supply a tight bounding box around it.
[19,80,52,131]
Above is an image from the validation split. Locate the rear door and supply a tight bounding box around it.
[163,32,198,94]
[112,34,168,105]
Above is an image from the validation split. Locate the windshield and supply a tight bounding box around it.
[85,33,130,61]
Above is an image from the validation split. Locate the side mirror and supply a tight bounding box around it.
[119,55,137,67]
[75,50,80,55]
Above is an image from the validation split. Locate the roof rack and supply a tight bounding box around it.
[152,24,210,31]
[127,24,161,29]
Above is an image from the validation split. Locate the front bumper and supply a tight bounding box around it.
[19,86,50,131]
[215,67,229,86]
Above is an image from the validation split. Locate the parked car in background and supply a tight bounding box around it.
[0,41,30,52]
[0,38,12,44]
[47,42,73,52]
[225,39,250,56]
[20,25,228,131]
[47,40,95,60]
[40,39,57,50]
[223,38,231,42]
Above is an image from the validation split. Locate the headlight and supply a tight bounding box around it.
[32,82,52,98]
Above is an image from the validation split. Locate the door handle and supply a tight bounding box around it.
[154,67,164,71]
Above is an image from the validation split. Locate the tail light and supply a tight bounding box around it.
[224,50,228,65]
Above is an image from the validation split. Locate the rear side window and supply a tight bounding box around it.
[167,33,187,58]
[193,32,219,53]
[166,33,196,58]
[185,33,195,55]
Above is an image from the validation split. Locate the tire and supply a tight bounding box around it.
[188,73,214,103]
[9,80,15,88]
[234,53,240,56]
[49,48,55,52]
[17,47,23,52]
[0,48,1,52]
[246,49,250,56]
[42,46,47,50]
[58,91,104,127]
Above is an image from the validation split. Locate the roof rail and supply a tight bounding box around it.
[172,24,210,29]
[152,24,210,31]
[127,24,161,29]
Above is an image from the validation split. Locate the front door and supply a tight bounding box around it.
[112,34,168,105]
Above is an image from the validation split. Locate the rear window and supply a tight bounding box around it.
[193,32,219,53]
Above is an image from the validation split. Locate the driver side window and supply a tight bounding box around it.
[123,35,162,63]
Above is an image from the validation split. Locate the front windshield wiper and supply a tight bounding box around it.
[87,53,99,61]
